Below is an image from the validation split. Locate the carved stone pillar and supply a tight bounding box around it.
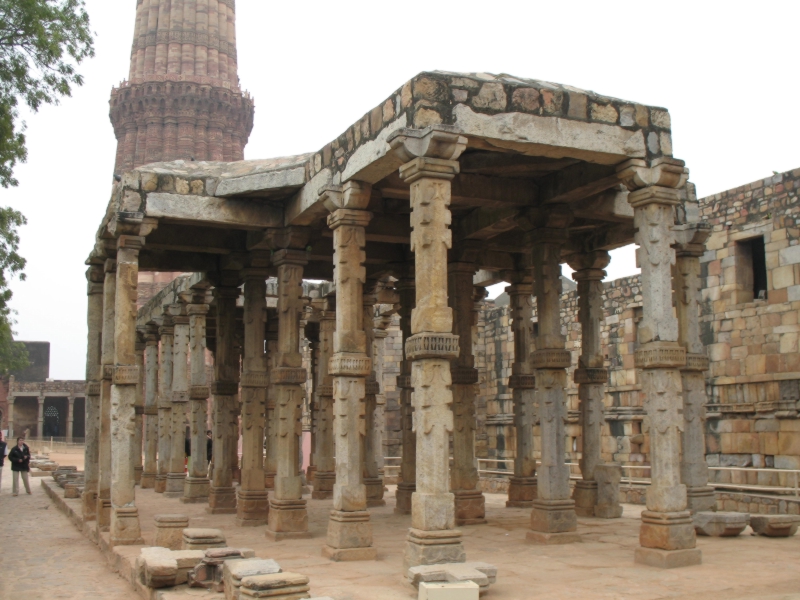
[448,261,485,525]
[363,287,385,508]
[67,396,76,444]
[133,334,145,484]
[525,208,579,545]
[264,313,278,490]
[674,224,715,514]
[389,127,467,570]
[96,258,115,532]
[506,276,537,508]
[207,283,240,514]
[266,247,310,540]
[395,275,416,515]
[305,321,319,484]
[183,292,211,503]
[164,302,189,497]
[320,182,376,561]
[617,157,701,568]
[568,250,613,517]
[237,264,270,526]
[141,324,159,489]
[82,264,104,520]
[37,396,44,439]
[155,312,174,494]
[6,397,13,439]
[312,303,336,500]
[109,234,145,546]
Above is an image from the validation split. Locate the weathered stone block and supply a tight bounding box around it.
[223,558,282,600]
[182,528,226,550]
[239,572,310,599]
[154,514,190,550]
[693,512,749,537]
[419,581,480,600]
[750,515,799,537]
[634,547,702,569]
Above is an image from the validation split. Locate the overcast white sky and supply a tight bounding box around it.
[2,1,797,379]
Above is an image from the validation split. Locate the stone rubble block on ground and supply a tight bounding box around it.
[183,528,227,550]
[749,514,800,537]
[223,558,282,600]
[408,562,497,594]
[418,581,480,600]
[238,572,310,599]
[189,548,256,592]
[136,547,207,589]
[155,514,191,550]
[693,511,749,537]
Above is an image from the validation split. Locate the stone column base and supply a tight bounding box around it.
[140,472,157,489]
[154,475,167,494]
[265,498,310,540]
[306,465,317,483]
[640,510,697,551]
[634,547,702,569]
[134,466,143,485]
[323,510,377,561]
[97,497,111,532]
[365,477,386,507]
[312,471,335,499]
[264,471,275,490]
[572,480,598,517]
[595,503,623,519]
[110,506,145,546]
[686,486,716,514]
[395,482,415,515]
[164,473,186,498]
[454,489,487,525]
[235,489,269,526]
[180,476,210,503]
[403,528,466,571]
[506,476,537,508]
[82,488,98,521]
[206,486,237,514]
[527,498,579,544]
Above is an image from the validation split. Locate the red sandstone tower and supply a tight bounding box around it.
[110,0,255,173]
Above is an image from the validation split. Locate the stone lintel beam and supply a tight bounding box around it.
[144,193,284,230]
[379,172,536,209]
[538,162,619,206]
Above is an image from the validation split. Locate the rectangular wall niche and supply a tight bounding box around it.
[735,236,768,303]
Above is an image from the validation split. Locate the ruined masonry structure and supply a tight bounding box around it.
[85,65,712,574]
[109,0,254,173]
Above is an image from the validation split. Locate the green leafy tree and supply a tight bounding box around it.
[0,0,94,187]
[0,1,94,373]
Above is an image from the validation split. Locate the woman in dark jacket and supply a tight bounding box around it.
[0,431,7,493]
[8,437,31,496]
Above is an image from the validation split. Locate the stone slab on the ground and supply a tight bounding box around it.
[750,514,800,537]
[155,514,190,550]
[408,562,497,593]
[223,558,282,600]
[694,511,749,537]
[419,581,480,600]
[238,572,310,599]
[183,528,227,550]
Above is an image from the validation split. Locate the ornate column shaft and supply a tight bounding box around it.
[389,127,468,571]
[237,265,270,525]
[82,264,104,520]
[312,303,336,500]
[37,396,44,438]
[305,321,320,484]
[569,250,614,517]
[525,208,580,545]
[394,275,416,515]
[674,224,715,513]
[96,259,115,532]
[363,287,385,508]
[207,283,240,514]
[617,157,701,568]
[448,261,485,525]
[182,292,211,503]
[266,247,311,540]
[506,276,537,508]
[319,182,376,561]
[109,234,145,546]
[155,312,174,494]
[141,324,159,489]
[264,313,278,489]
[67,396,75,444]
[133,333,145,484]
[164,301,189,497]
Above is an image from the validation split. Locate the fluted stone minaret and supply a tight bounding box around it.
[110,0,255,173]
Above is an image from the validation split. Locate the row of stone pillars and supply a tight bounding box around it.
[5,394,81,442]
[81,129,713,570]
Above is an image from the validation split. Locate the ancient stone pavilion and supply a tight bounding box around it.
[85,66,712,572]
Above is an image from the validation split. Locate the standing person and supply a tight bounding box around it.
[0,431,7,493]
[9,437,31,496]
